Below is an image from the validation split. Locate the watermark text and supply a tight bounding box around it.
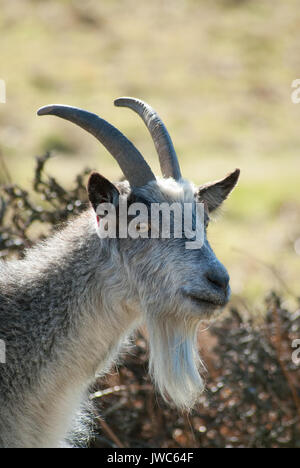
[0,79,6,103]
[0,339,6,364]
[291,79,300,104]
[292,339,300,365]
[96,201,205,250]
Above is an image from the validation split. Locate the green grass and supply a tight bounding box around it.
[0,0,299,308]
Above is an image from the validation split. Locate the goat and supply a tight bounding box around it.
[0,97,240,448]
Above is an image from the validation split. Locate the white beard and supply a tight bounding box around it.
[146,314,204,411]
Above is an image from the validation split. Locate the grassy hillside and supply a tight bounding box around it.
[0,0,299,308]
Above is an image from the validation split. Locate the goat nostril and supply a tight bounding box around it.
[206,271,229,291]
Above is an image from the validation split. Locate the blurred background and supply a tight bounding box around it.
[1,0,299,309]
[0,0,299,448]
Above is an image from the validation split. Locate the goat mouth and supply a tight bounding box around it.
[189,295,220,307]
[183,292,227,309]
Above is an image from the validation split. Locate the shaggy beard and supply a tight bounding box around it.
[147,314,205,411]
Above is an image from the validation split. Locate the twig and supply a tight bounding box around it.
[96,416,126,448]
[90,385,127,399]
[90,383,152,400]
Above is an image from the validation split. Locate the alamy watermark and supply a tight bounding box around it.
[291,79,300,104]
[292,339,300,366]
[95,200,205,250]
[0,339,5,364]
[0,79,6,103]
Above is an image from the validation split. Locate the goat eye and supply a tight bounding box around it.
[135,222,150,233]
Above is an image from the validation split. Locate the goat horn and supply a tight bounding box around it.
[114,97,182,181]
[37,104,156,188]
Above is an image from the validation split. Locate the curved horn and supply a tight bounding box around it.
[114,97,182,180]
[37,104,156,188]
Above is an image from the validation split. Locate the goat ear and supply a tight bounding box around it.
[198,168,240,212]
[87,172,119,212]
